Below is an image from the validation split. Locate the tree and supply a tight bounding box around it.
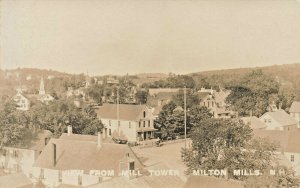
[0,97,37,148]
[28,99,104,137]
[181,118,299,187]
[154,102,212,139]
[135,90,148,104]
[172,89,200,109]
[226,70,280,117]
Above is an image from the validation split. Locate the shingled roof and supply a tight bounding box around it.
[183,176,244,188]
[261,110,297,127]
[252,129,300,153]
[34,138,143,174]
[289,101,300,113]
[241,116,267,130]
[95,103,149,121]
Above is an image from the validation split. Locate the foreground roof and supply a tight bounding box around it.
[95,103,149,121]
[183,176,244,188]
[260,110,297,126]
[289,101,300,113]
[0,173,32,188]
[34,138,143,173]
[241,116,267,129]
[252,129,300,153]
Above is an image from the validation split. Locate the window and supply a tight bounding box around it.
[129,161,135,170]
[58,171,62,183]
[109,129,111,136]
[40,169,44,179]
[109,120,111,126]
[143,121,145,127]
[13,150,18,158]
[291,155,295,162]
[78,175,82,186]
[143,111,146,118]
[129,122,131,128]
[148,120,150,127]
[139,122,141,128]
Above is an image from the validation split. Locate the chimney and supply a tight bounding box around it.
[52,143,57,166]
[67,126,72,136]
[97,132,102,150]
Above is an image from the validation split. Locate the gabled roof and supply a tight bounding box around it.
[260,110,297,126]
[196,92,211,100]
[95,103,150,121]
[29,130,52,151]
[289,101,300,113]
[148,88,180,96]
[241,116,267,129]
[0,173,32,188]
[252,129,300,153]
[183,176,244,188]
[87,162,184,188]
[34,138,143,173]
[59,133,114,143]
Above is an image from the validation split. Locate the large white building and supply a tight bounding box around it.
[96,104,157,143]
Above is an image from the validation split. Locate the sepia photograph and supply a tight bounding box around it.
[0,0,300,187]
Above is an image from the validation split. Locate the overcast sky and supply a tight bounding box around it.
[1,0,300,75]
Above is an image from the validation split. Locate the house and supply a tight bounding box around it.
[0,130,52,176]
[96,104,157,142]
[253,129,300,175]
[106,77,119,84]
[66,87,86,99]
[289,101,300,127]
[241,116,268,130]
[197,88,232,118]
[32,131,144,187]
[13,91,30,111]
[259,110,298,131]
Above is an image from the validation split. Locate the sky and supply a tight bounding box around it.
[1,0,300,76]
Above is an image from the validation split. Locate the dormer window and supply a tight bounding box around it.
[143,111,146,118]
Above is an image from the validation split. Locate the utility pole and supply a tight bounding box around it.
[184,86,187,149]
[117,87,120,136]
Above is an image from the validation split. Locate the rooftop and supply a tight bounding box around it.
[252,129,300,153]
[289,101,300,113]
[95,103,151,121]
[241,116,268,129]
[34,138,143,173]
[0,173,32,188]
[260,110,297,126]
[183,176,244,188]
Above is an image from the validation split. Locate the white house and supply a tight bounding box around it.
[32,131,143,187]
[13,91,30,111]
[289,101,300,128]
[0,130,52,177]
[259,110,298,131]
[96,104,157,143]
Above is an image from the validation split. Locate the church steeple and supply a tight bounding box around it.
[39,76,46,95]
